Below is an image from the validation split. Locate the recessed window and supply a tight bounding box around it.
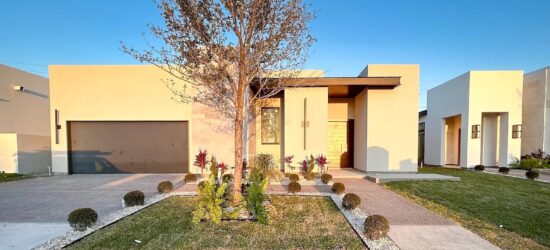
[512,124,522,139]
[471,124,480,139]
[419,122,425,133]
[261,107,280,144]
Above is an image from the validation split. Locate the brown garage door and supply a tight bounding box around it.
[68,121,189,174]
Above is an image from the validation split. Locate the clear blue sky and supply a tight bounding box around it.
[1,0,549,109]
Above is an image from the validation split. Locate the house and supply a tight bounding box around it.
[424,71,523,168]
[48,64,419,174]
[0,64,51,174]
[522,66,550,156]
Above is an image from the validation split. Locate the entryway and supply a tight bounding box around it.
[444,115,461,166]
[327,120,354,168]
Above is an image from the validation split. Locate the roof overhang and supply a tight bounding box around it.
[250,76,401,98]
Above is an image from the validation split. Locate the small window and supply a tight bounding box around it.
[512,124,522,139]
[261,107,280,144]
[471,124,480,139]
[419,122,425,132]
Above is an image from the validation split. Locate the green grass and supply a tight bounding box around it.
[68,196,365,249]
[0,173,31,183]
[386,167,550,250]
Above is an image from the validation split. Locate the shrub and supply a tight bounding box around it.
[124,190,145,207]
[249,153,283,182]
[192,175,230,224]
[510,157,549,170]
[193,149,208,174]
[184,173,197,183]
[342,193,361,210]
[364,215,390,240]
[222,173,233,183]
[303,155,316,180]
[315,154,329,174]
[288,181,301,193]
[198,180,206,189]
[246,178,269,224]
[526,169,540,180]
[474,165,485,171]
[289,173,300,182]
[498,167,510,175]
[157,180,173,193]
[332,182,345,195]
[321,174,332,184]
[68,208,98,231]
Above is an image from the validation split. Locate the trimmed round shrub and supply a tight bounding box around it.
[289,173,300,182]
[184,173,197,183]
[332,182,345,195]
[364,215,390,240]
[321,174,332,184]
[68,208,98,231]
[526,169,539,180]
[498,167,510,175]
[124,190,145,207]
[342,193,361,210]
[157,180,173,193]
[222,173,233,183]
[288,181,301,193]
[474,165,485,171]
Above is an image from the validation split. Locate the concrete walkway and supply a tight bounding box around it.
[483,168,550,183]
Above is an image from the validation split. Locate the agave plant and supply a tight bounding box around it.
[194,149,208,174]
[315,154,329,174]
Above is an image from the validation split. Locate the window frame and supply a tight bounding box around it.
[261,107,281,145]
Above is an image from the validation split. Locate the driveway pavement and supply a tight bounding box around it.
[0,174,185,249]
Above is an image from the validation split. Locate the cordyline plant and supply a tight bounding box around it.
[194,149,208,174]
[217,162,228,176]
[284,155,294,170]
[122,0,315,204]
[315,154,328,174]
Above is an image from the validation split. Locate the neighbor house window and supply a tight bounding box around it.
[512,124,522,139]
[471,124,480,139]
[261,107,280,144]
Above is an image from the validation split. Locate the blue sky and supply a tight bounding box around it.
[1,0,549,109]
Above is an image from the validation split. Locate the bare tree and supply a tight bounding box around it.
[122,0,314,203]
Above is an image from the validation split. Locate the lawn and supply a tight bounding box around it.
[0,173,31,183]
[386,167,550,250]
[68,196,365,249]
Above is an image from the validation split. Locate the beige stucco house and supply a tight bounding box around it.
[424,71,523,168]
[48,64,419,174]
[0,64,51,174]
[522,66,550,155]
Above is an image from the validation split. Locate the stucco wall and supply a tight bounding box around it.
[0,64,51,174]
[468,71,523,167]
[283,87,328,171]
[49,65,197,173]
[359,64,419,172]
[522,67,549,155]
[425,73,470,167]
[252,98,282,169]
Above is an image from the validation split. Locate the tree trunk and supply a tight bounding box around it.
[232,91,245,205]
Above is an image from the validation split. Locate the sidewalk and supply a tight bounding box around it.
[484,168,550,183]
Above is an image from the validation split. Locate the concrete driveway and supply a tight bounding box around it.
[0,174,185,249]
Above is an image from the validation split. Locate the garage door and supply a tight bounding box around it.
[68,121,189,174]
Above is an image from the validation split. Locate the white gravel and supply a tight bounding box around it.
[272,178,332,186]
[34,191,397,250]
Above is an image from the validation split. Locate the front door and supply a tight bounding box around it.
[327,120,353,168]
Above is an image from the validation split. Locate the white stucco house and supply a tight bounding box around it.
[522,66,550,156]
[424,70,523,168]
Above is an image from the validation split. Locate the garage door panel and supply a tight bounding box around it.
[69,121,189,174]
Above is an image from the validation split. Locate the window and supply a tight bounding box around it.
[261,107,280,144]
[419,122,425,133]
[471,124,480,139]
[512,124,522,139]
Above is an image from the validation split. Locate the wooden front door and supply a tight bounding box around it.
[327,120,353,168]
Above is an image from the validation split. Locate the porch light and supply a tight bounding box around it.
[471,125,480,139]
[512,124,522,139]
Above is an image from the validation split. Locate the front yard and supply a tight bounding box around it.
[386,167,550,250]
[0,173,31,183]
[68,196,365,249]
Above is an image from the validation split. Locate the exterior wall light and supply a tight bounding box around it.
[13,85,25,91]
[512,124,522,139]
[471,124,480,139]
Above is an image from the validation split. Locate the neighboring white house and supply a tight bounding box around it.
[522,66,550,156]
[424,70,523,168]
[0,64,51,174]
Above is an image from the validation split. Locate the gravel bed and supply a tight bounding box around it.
[272,178,332,186]
[267,191,399,250]
[34,191,397,250]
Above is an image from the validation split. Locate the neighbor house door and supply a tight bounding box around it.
[327,120,353,168]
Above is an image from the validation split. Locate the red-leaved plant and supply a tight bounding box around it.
[217,162,228,175]
[315,154,329,174]
[300,159,308,173]
[284,155,294,170]
[193,149,208,174]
